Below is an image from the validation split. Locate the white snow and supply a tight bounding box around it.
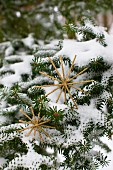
[0,54,33,87]
[22,33,35,48]
[56,36,113,67]
[5,45,14,57]
[0,26,113,169]
[99,137,113,170]
[42,32,113,169]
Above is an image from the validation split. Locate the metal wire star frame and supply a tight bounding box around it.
[35,55,94,109]
[18,106,55,142]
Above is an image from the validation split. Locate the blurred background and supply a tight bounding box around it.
[0,0,113,43]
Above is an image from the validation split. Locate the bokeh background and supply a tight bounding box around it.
[0,0,113,42]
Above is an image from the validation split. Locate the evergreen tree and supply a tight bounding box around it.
[0,0,113,42]
[0,0,63,42]
[0,21,113,170]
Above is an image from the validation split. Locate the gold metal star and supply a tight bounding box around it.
[18,106,55,142]
[35,55,94,109]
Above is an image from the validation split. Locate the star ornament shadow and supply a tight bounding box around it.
[18,106,55,142]
[35,55,94,109]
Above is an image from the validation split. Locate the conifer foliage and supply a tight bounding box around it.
[0,22,113,169]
